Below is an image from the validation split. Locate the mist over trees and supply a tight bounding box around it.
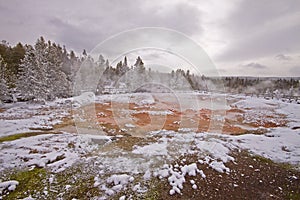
[0,37,299,103]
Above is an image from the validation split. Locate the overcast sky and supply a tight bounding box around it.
[0,0,299,76]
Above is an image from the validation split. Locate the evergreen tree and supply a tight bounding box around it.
[134,56,145,74]
[0,41,25,88]
[44,42,70,99]
[105,59,110,68]
[123,56,128,67]
[17,37,71,101]
[97,54,105,66]
[116,61,123,76]
[17,44,47,100]
[120,56,129,75]
[0,55,8,100]
[68,50,81,86]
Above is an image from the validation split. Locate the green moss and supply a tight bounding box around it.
[251,154,295,170]
[142,178,165,200]
[3,164,101,200]
[50,165,101,199]
[251,154,274,164]
[57,175,100,199]
[287,192,300,200]
[0,131,60,143]
[5,168,48,200]
[106,173,165,200]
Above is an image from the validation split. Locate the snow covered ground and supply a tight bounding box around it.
[230,96,300,165]
[0,99,71,136]
[0,132,98,173]
[0,92,299,199]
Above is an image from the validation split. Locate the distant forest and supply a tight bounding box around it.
[0,37,299,102]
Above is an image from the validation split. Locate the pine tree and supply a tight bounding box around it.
[17,44,47,100]
[68,50,81,89]
[44,42,70,99]
[34,37,50,100]
[105,59,110,68]
[129,57,146,91]
[17,37,71,101]
[116,61,123,76]
[60,45,72,78]
[97,54,105,66]
[123,56,128,67]
[121,56,129,75]
[0,41,25,88]
[0,55,8,100]
[134,56,145,74]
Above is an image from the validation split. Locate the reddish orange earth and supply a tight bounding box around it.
[91,99,286,136]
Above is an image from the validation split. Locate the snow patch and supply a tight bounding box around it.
[132,140,168,156]
[72,92,95,107]
[231,127,300,165]
[0,180,19,193]
[125,123,135,128]
[153,162,206,195]
[209,160,230,173]
[97,174,134,197]
[0,133,98,172]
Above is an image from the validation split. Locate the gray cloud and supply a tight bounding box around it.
[1,0,299,77]
[48,18,103,53]
[275,54,292,60]
[242,62,268,69]
[289,66,300,75]
[218,25,300,62]
[224,0,300,35]
[0,0,202,53]
[217,0,300,62]
[216,68,227,74]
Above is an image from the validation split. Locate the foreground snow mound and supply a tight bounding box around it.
[209,160,230,173]
[0,180,19,194]
[96,174,135,196]
[153,162,205,195]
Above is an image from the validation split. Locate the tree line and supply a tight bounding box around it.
[0,37,299,102]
